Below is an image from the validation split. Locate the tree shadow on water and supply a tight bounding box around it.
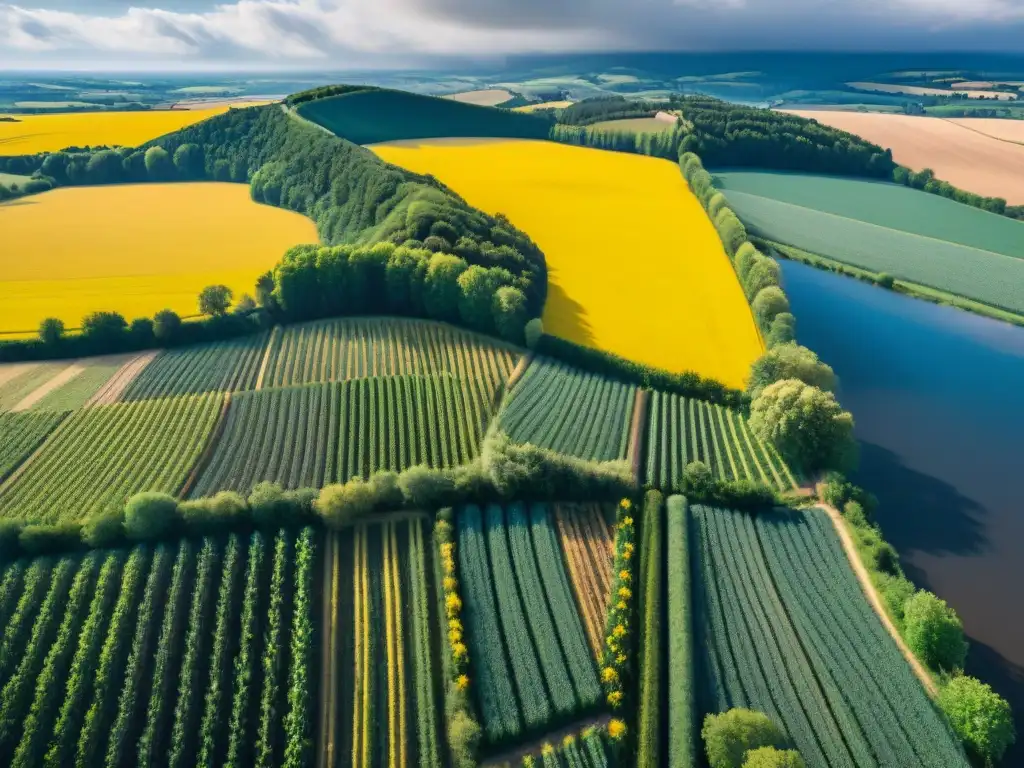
[853,441,987,560]
[544,280,596,349]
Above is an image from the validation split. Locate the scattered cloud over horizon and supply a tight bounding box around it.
[2,0,1024,70]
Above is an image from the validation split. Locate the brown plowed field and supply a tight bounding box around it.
[555,503,613,659]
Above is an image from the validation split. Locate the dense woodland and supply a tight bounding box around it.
[557,96,659,126]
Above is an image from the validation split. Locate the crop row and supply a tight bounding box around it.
[0,526,318,768]
[554,504,614,659]
[0,410,68,484]
[321,516,441,767]
[693,505,970,768]
[644,391,797,491]
[120,333,269,402]
[0,393,222,523]
[498,356,637,462]
[262,316,519,419]
[457,503,600,746]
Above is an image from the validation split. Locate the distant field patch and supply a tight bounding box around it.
[784,110,1024,204]
[513,101,574,112]
[714,171,1024,259]
[0,106,232,155]
[372,139,761,388]
[724,189,1024,313]
[443,88,513,107]
[947,117,1024,144]
[0,183,317,336]
[847,81,1017,100]
[588,116,678,134]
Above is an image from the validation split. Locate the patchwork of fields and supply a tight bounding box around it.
[0,184,317,336]
[372,139,763,388]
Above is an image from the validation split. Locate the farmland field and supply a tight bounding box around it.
[0,527,317,768]
[0,363,72,411]
[372,139,762,388]
[457,503,601,745]
[846,81,1018,99]
[723,189,1024,314]
[0,106,234,155]
[713,171,1024,260]
[0,184,318,336]
[694,505,969,767]
[553,504,614,659]
[513,100,574,112]
[0,410,68,483]
[496,355,637,462]
[0,393,222,522]
[319,516,441,768]
[443,89,513,106]
[261,316,519,425]
[948,118,1024,143]
[782,110,1024,204]
[589,117,679,133]
[644,390,798,491]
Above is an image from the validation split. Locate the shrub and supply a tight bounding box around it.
[877,272,895,289]
[316,478,376,527]
[493,285,528,343]
[714,207,748,257]
[750,379,855,473]
[734,243,759,283]
[748,344,836,399]
[938,675,1015,766]
[751,287,790,330]
[903,591,968,671]
[124,491,178,540]
[702,709,787,768]
[368,470,403,508]
[742,746,806,768]
[447,710,482,768]
[682,461,714,497]
[19,522,82,555]
[153,309,182,343]
[399,465,457,508]
[81,510,125,548]
[248,482,291,528]
[0,522,21,559]
[179,490,248,533]
[708,192,729,220]
[765,313,796,347]
[524,317,544,349]
[743,257,781,301]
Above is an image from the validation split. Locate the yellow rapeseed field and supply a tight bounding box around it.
[371,139,762,387]
[0,183,318,336]
[0,107,233,155]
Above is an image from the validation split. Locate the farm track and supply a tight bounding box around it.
[254,326,280,392]
[10,363,83,411]
[86,351,161,407]
[554,504,612,659]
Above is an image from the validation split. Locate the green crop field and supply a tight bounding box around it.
[457,502,601,746]
[644,391,798,491]
[119,334,269,402]
[295,88,551,145]
[694,505,969,768]
[714,171,1024,259]
[723,189,1024,313]
[0,393,222,523]
[0,364,72,412]
[321,515,442,768]
[497,356,637,462]
[0,528,317,768]
[0,410,68,484]
[589,117,679,134]
[262,317,518,430]
[27,358,127,412]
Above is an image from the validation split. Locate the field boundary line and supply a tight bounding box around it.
[10,363,83,411]
[503,351,533,394]
[938,117,1024,147]
[254,325,280,391]
[177,391,233,499]
[817,503,938,697]
[629,388,650,482]
[86,350,161,407]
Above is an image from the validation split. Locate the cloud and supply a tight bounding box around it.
[1,0,1023,67]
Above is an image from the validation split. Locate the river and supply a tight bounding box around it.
[780,259,1024,763]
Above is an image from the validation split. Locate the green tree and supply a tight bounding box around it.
[524,317,544,349]
[124,492,179,540]
[938,676,1015,767]
[172,143,204,178]
[903,591,968,671]
[81,311,128,349]
[199,284,233,316]
[129,317,155,346]
[683,461,714,497]
[734,243,759,283]
[122,151,148,182]
[749,379,855,473]
[766,313,796,347]
[748,344,836,399]
[702,709,786,768]
[423,253,468,322]
[38,317,64,346]
[744,256,781,301]
[714,208,747,257]
[751,287,791,330]
[144,146,173,180]
[152,309,182,343]
[234,294,257,314]
[457,265,512,333]
[742,747,806,768]
[493,285,528,343]
[85,150,125,184]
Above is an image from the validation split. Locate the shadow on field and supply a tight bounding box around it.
[855,441,987,559]
[544,280,596,348]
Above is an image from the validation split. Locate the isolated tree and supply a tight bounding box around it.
[702,709,786,768]
[144,146,173,180]
[749,379,855,473]
[152,309,182,343]
[748,344,836,399]
[683,461,714,497]
[38,317,64,346]
[751,286,791,329]
[423,253,468,322]
[742,747,806,768]
[199,284,233,316]
[938,676,1015,767]
[903,591,968,671]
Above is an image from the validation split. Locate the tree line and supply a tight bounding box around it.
[557,95,659,126]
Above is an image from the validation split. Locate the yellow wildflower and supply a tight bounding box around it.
[440,542,454,558]
[619,569,631,582]
[601,666,618,683]
[608,719,627,740]
[542,743,555,756]
[621,515,633,527]
[618,586,632,600]
[523,757,536,768]
[445,593,462,617]
[620,499,632,510]
[621,550,633,561]
[562,734,576,748]
[616,600,628,612]
[456,674,470,691]
[443,576,458,591]
[616,653,626,664]
[607,690,623,707]
[449,629,463,645]
[613,624,626,638]
[452,642,468,660]
[448,618,463,632]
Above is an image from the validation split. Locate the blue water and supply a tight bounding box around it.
[780,260,1024,759]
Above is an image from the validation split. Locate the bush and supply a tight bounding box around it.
[751,287,790,330]
[903,591,968,671]
[179,490,248,533]
[743,257,781,301]
[399,465,457,508]
[938,675,1015,766]
[877,272,895,289]
[0,522,21,559]
[316,478,377,527]
[682,461,714,497]
[748,344,836,399]
[124,491,179,540]
[524,317,544,349]
[702,709,787,768]
[742,747,806,768]
[369,470,403,508]
[39,318,64,347]
[81,510,125,548]
[19,523,82,555]
[248,482,291,528]
[448,710,482,768]
[734,243,759,284]
[750,379,855,473]
[153,309,182,343]
[765,313,796,347]
[493,285,528,344]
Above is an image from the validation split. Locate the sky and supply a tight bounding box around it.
[2,0,1024,70]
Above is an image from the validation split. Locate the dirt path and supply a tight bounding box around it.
[11,363,83,411]
[0,363,37,389]
[254,325,279,391]
[86,350,160,406]
[819,503,938,697]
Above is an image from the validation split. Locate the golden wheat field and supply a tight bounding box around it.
[372,138,762,387]
[0,106,233,155]
[0,183,318,336]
